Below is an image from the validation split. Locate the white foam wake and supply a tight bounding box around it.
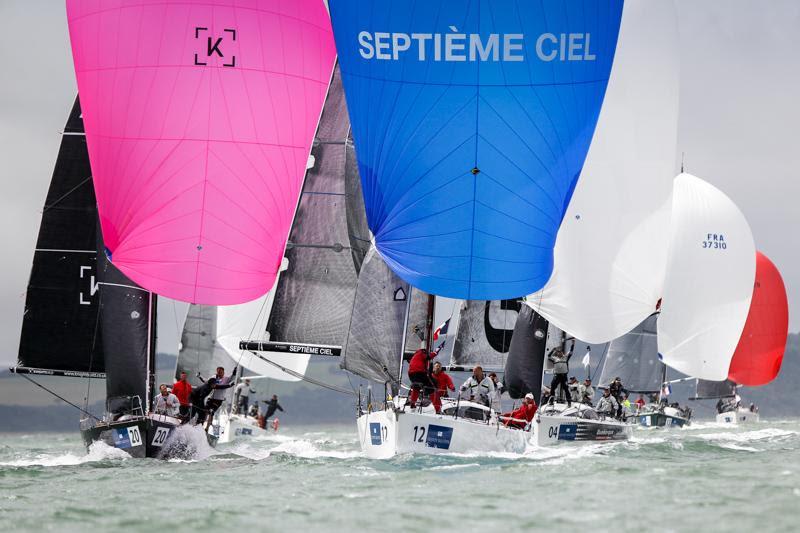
[0,441,129,467]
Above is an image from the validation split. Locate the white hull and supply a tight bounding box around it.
[356,399,529,459]
[716,409,760,425]
[533,403,633,446]
[213,413,271,444]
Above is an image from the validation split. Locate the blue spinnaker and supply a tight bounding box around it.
[330,0,623,299]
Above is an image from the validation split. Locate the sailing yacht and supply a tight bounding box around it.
[598,314,691,429]
[12,97,197,458]
[12,0,336,457]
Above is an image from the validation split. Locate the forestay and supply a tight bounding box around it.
[658,174,756,381]
[727,252,789,386]
[528,0,680,343]
[330,0,624,299]
[598,314,662,393]
[66,0,336,304]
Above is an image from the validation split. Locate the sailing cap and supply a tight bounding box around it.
[525,393,535,400]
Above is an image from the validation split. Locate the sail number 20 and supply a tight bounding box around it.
[412,425,426,443]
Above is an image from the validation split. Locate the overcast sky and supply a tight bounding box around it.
[1,1,798,368]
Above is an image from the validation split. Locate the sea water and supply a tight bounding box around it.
[1,420,798,532]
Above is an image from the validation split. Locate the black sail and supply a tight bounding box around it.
[96,228,154,415]
[16,97,105,377]
[504,305,549,402]
[265,66,359,347]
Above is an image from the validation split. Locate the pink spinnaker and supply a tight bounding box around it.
[67,0,336,304]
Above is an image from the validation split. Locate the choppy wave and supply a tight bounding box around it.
[0,441,129,467]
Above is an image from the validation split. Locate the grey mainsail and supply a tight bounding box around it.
[176,305,236,387]
[598,314,663,393]
[451,299,523,369]
[504,305,549,402]
[694,379,737,399]
[341,247,410,384]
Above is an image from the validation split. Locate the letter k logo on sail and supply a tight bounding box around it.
[194,27,237,67]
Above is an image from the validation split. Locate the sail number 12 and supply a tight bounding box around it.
[412,425,426,443]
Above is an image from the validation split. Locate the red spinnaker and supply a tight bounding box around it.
[728,252,789,386]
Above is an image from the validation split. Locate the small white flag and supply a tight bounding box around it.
[581,349,591,368]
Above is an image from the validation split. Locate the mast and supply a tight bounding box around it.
[425,295,435,354]
[146,293,157,414]
[397,291,413,386]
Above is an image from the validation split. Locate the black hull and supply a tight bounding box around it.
[80,415,217,459]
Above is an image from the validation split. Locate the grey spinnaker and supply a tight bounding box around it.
[341,247,409,384]
[695,379,737,399]
[599,313,663,393]
[265,65,358,347]
[15,97,105,377]
[176,305,237,387]
[504,305,549,402]
[451,299,523,369]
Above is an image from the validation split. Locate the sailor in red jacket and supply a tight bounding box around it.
[502,393,538,429]
[432,362,455,398]
[171,371,192,420]
[407,347,440,413]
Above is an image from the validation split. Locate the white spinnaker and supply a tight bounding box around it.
[216,289,310,382]
[526,0,679,343]
[657,173,756,381]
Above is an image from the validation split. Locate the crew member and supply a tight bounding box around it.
[568,376,584,404]
[595,388,619,418]
[432,362,455,399]
[407,347,439,412]
[634,394,646,411]
[234,378,256,416]
[502,393,538,429]
[488,372,504,412]
[548,341,574,406]
[582,379,594,405]
[260,395,284,429]
[172,371,192,420]
[153,384,181,417]
[189,377,217,426]
[609,377,626,413]
[460,366,495,408]
[200,366,237,430]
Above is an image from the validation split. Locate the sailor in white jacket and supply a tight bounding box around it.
[153,384,181,417]
[460,366,495,408]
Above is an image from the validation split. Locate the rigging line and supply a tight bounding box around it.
[247,351,356,397]
[42,176,92,213]
[20,373,102,422]
[590,342,610,382]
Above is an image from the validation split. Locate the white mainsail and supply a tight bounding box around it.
[217,288,310,381]
[657,173,756,381]
[526,0,680,343]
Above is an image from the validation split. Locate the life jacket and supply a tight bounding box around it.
[408,349,431,375]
